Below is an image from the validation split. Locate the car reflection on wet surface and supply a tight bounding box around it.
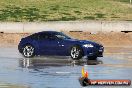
[19,57,103,68]
[0,47,132,88]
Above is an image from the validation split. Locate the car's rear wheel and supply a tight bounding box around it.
[22,44,35,58]
[70,45,83,60]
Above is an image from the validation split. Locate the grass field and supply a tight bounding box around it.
[0,0,132,22]
[114,0,130,3]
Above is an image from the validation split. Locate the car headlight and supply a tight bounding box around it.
[83,44,94,48]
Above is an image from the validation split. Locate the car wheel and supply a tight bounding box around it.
[70,45,83,60]
[22,44,35,58]
[88,56,97,60]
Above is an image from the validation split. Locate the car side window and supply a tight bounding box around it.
[38,33,52,40]
[31,34,39,40]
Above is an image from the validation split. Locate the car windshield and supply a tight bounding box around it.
[53,32,71,39]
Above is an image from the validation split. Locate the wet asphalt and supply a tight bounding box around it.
[0,47,132,88]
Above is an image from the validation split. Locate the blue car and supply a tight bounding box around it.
[18,31,104,60]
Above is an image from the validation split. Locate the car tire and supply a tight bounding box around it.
[22,44,35,58]
[70,45,83,60]
[88,56,97,60]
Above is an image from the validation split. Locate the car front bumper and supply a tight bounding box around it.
[83,46,104,57]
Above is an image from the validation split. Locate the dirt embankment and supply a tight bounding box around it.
[0,32,132,47]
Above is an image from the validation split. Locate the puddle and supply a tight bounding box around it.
[0,47,132,88]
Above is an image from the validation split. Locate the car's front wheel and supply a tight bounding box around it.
[22,44,35,58]
[70,45,83,60]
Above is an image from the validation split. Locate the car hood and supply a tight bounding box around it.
[66,38,102,46]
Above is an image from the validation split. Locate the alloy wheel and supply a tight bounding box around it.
[23,45,34,58]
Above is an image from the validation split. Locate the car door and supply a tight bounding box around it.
[38,33,62,55]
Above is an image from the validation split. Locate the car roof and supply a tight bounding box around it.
[30,31,60,37]
[37,31,59,34]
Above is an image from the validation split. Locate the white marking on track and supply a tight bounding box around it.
[55,72,71,74]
